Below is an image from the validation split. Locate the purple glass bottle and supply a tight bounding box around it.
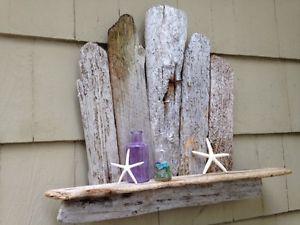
[126,131,150,183]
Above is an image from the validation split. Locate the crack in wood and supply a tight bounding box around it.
[145,5,187,175]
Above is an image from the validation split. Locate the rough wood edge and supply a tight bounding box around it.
[57,179,262,223]
[45,168,291,200]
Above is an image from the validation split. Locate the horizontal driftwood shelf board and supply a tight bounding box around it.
[45,167,291,201]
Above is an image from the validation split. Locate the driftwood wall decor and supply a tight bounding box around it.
[77,43,119,184]
[46,168,291,223]
[78,5,233,182]
[58,179,261,223]
[145,5,187,175]
[45,4,292,224]
[108,15,154,173]
[208,55,234,172]
[179,33,210,175]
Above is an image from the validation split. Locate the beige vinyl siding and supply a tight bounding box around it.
[1,41,299,143]
[218,210,300,225]
[0,0,74,39]
[0,0,299,225]
[0,37,83,143]
[0,0,299,59]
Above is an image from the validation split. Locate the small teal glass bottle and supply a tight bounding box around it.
[126,131,150,183]
[154,146,172,182]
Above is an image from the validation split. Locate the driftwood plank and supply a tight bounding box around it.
[145,5,187,175]
[108,15,154,171]
[57,179,262,223]
[208,55,234,172]
[77,43,119,184]
[179,33,210,175]
[45,168,291,200]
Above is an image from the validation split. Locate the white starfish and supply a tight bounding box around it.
[192,138,230,174]
[111,148,144,184]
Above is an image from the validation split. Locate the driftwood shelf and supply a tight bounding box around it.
[45,168,291,223]
[46,5,292,224]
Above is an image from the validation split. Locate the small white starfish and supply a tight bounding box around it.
[111,149,144,184]
[192,138,230,174]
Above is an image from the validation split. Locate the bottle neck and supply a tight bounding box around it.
[130,131,143,143]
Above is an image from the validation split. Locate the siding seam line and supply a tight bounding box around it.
[281,135,290,211]
[273,0,282,58]
[73,0,77,40]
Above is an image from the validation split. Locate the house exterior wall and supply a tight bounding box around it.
[0,0,299,224]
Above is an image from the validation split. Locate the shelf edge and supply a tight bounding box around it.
[45,167,291,201]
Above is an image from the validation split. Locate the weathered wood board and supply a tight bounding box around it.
[208,55,234,172]
[57,179,262,223]
[77,43,119,184]
[45,168,291,200]
[179,33,210,175]
[145,5,187,175]
[49,4,294,224]
[108,14,154,172]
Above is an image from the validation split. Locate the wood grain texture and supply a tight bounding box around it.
[45,168,291,200]
[179,33,210,175]
[145,5,187,175]
[77,43,119,184]
[108,14,154,171]
[57,179,262,223]
[208,55,234,172]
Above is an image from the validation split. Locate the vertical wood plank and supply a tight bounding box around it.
[108,15,154,172]
[145,5,187,175]
[77,43,119,184]
[208,55,234,172]
[179,33,210,175]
